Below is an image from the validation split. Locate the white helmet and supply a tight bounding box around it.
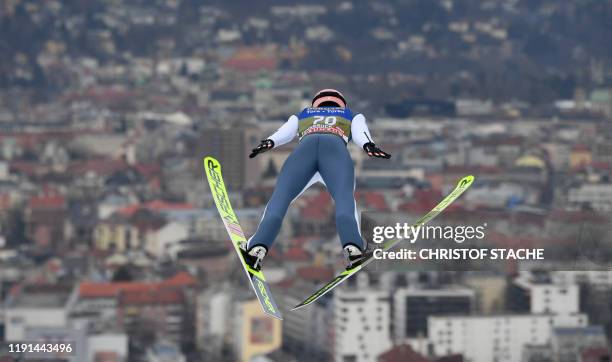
[312,89,347,108]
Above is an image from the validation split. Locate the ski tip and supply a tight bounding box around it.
[203,156,222,175]
[203,155,218,165]
[290,303,308,312]
[458,175,475,187]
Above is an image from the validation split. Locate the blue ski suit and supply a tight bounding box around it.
[247,107,376,252]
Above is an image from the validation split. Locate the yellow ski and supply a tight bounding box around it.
[292,175,475,311]
[204,156,282,320]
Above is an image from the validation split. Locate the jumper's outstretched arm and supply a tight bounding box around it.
[249,115,298,158]
[351,114,391,159]
[268,115,298,147]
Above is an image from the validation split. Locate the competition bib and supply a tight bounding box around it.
[297,107,353,143]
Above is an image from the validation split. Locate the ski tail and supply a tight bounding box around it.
[292,175,475,311]
[250,273,282,319]
[292,267,360,311]
[204,156,283,320]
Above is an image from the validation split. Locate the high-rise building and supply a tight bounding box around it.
[280,283,333,361]
[393,287,474,342]
[333,288,392,362]
[509,273,579,315]
[196,286,234,358]
[198,126,261,190]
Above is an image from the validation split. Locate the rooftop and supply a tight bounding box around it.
[119,288,184,305]
[28,194,66,209]
[378,344,431,362]
[7,284,73,308]
[79,271,197,299]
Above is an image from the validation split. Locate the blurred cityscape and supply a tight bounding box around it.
[1,0,612,361]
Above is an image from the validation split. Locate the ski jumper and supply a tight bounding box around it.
[247,107,375,251]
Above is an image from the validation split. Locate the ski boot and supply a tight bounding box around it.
[343,244,365,269]
[240,243,267,271]
[344,243,377,269]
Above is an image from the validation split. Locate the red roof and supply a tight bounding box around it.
[300,191,332,221]
[94,351,119,362]
[223,48,278,72]
[356,191,389,211]
[28,194,66,209]
[398,189,448,213]
[119,288,184,305]
[284,247,311,262]
[145,200,194,211]
[572,144,590,152]
[133,163,161,177]
[301,205,329,220]
[165,271,198,286]
[224,58,277,72]
[68,159,127,176]
[378,344,431,362]
[296,266,334,282]
[9,161,42,176]
[79,282,153,298]
[117,204,140,216]
[117,200,194,216]
[79,272,198,298]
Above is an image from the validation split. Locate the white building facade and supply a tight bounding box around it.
[334,288,392,362]
[428,313,589,362]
